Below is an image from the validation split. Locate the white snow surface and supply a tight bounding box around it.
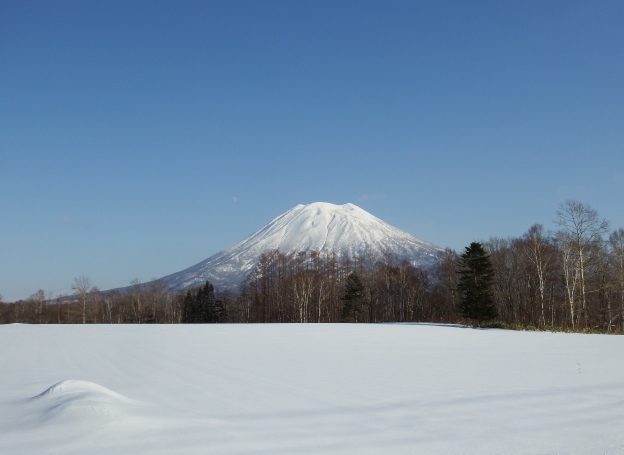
[161,202,444,290]
[1,323,623,454]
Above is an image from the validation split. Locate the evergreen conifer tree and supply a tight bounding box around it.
[203,282,216,322]
[195,286,204,322]
[342,272,365,322]
[193,281,216,323]
[182,291,195,323]
[213,299,225,323]
[457,242,497,326]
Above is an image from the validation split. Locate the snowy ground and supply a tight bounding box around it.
[1,323,623,455]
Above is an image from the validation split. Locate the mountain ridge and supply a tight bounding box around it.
[159,202,444,291]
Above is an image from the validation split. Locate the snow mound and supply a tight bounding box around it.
[25,380,137,426]
[34,380,132,401]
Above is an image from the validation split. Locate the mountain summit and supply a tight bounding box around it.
[161,202,443,290]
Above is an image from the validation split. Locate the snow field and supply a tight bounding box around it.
[0,323,623,454]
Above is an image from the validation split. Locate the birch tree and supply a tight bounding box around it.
[130,278,145,323]
[72,275,92,324]
[609,229,624,331]
[522,224,554,326]
[556,201,609,327]
[557,231,579,326]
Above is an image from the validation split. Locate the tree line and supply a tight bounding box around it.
[0,278,185,324]
[1,200,623,332]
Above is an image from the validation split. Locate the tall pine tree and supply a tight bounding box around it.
[181,282,217,323]
[182,291,195,323]
[457,242,497,326]
[213,298,225,323]
[196,282,216,323]
[342,272,365,322]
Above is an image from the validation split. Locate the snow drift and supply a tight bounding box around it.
[30,380,136,422]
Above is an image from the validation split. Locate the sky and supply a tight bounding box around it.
[1,0,623,301]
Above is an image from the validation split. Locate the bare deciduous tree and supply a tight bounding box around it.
[523,224,554,326]
[609,229,624,331]
[130,278,145,323]
[556,201,609,327]
[72,275,92,324]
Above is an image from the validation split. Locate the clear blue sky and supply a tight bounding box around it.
[2,0,623,301]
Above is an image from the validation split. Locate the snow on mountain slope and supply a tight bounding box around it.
[161,202,444,291]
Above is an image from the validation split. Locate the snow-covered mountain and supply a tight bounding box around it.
[160,202,444,291]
